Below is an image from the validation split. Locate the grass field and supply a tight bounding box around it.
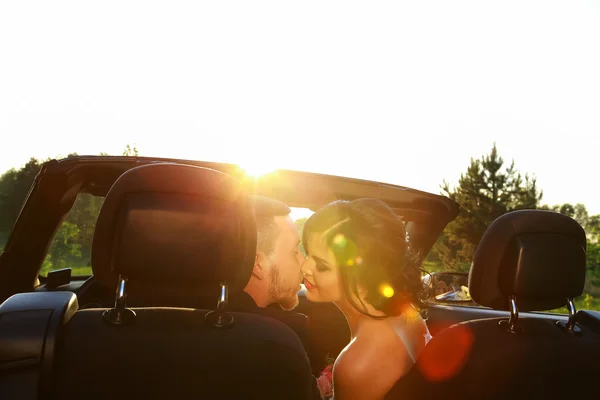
[70,266,92,276]
[548,294,600,314]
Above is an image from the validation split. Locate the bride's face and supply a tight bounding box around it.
[301,232,344,303]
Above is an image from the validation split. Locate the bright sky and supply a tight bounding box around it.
[1,1,599,214]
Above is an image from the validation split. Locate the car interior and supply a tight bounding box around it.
[1,162,316,399]
[1,156,599,399]
[386,209,600,399]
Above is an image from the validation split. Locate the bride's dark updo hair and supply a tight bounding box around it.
[303,198,428,318]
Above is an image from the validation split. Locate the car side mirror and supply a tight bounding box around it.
[423,272,473,304]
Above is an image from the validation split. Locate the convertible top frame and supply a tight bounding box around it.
[0,156,459,300]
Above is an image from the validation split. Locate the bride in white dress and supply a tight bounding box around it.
[301,198,432,400]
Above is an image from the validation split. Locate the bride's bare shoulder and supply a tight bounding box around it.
[333,322,412,400]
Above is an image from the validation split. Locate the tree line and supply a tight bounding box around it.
[425,145,600,297]
[0,144,598,298]
[0,146,138,274]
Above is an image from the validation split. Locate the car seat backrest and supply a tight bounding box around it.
[91,162,257,301]
[56,307,314,399]
[0,163,316,400]
[386,210,600,400]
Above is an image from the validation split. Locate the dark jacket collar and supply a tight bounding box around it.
[229,290,260,311]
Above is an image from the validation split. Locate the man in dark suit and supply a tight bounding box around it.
[227,196,324,398]
[229,196,311,348]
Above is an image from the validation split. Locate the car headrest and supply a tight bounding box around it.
[468,210,586,312]
[91,163,256,299]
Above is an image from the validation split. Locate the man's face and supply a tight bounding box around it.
[266,215,306,310]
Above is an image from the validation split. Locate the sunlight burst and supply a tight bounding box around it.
[239,161,277,178]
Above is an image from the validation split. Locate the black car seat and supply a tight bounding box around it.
[0,163,316,400]
[385,210,600,400]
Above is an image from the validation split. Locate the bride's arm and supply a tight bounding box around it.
[332,335,411,400]
[333,356,379,400]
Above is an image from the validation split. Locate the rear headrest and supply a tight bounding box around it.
[469,210,586,312]
[92,163,256,299]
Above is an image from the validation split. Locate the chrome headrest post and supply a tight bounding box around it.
[508,295,519,332]
[217,282,229,310]
[557,298,582,334]
[102,275,136,326]
[205,283,234,329]
[565,298,577,331]
[499,295,520,333]
[115,278,127,308]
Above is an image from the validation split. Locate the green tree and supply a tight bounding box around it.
[586,214,600,241]
[123,144,139,156]
[540,203,590,229]
[42,221,82,274]
[1,145,134,258]
[541,203,599,242]
[62,193,104,265]
[0,158,43,249]
[541,203,600,295]
[430,144,542,270]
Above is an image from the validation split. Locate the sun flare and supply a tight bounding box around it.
[239,161,278,178]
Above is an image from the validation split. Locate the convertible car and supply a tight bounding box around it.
[0,156,599,399]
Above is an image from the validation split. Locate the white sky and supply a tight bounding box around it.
[1,1,599,214]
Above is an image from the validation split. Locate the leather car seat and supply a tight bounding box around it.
[1,163,316,400]
[386,210,600,400]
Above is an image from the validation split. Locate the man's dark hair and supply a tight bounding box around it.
[250,196,291,255]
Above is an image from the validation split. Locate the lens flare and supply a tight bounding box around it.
[380,284,395,298]
[332,234,347,247]
[418,324,474,381]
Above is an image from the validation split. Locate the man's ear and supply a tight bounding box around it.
[252,252,268,280]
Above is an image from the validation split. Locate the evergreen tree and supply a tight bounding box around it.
[431,144,542,270]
